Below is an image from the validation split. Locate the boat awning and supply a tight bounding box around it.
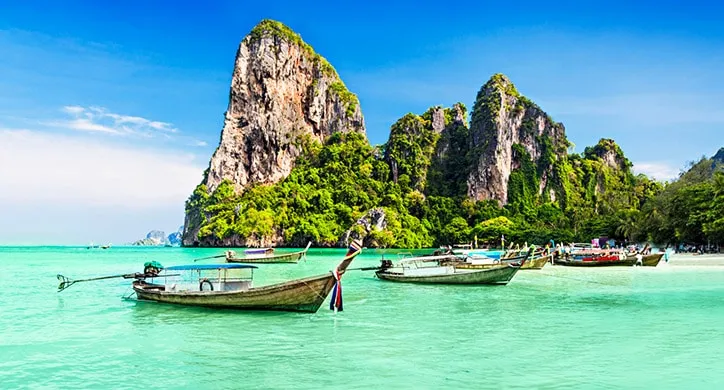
[165,264,258,271]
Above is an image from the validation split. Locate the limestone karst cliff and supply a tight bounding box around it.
[183,20,365,246]
[466,74,568,205]
[205,20,365,194]
[182,20,652,248]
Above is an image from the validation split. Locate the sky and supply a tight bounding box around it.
[1,0,723,244]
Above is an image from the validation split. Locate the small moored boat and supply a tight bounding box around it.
[226,242,312,264]
[556,249,636,267]
[640,253,665,267]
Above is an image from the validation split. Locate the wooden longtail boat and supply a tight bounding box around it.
[556,250,637,267]
[133,241,361,313]
[500,249,550,269]
[376,263,521,285]
[520,253,550,269]
[621,252,665,266]
[226,242,312,264]
[374,251,530,285]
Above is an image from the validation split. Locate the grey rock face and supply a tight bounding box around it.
[183,21,366,246]
[204,32,365,194]
[339,208,387,248]
[133,230,168,246]
[466,74,565,204]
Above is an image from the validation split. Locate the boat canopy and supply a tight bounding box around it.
[165,264,258,271]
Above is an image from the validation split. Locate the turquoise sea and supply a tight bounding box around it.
[1,246,724,389]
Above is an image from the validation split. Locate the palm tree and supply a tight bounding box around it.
[616,210,639,243]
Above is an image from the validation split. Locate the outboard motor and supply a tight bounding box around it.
[143,261,164,276]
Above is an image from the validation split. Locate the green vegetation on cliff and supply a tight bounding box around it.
[186,66,721,248]
[189,132,433,247]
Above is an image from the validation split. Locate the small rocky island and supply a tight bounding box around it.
[133,227,183,246]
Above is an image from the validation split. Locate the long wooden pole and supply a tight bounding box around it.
[193,254,226,262]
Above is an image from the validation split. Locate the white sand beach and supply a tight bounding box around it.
[666,253,724,266]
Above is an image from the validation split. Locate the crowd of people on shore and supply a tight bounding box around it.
[675,244,721,254]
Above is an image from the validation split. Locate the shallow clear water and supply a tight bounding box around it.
[1,247,723,389]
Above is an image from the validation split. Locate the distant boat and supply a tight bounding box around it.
[101,244,111,249]
[133,241,361,312]
[226,242,312,264]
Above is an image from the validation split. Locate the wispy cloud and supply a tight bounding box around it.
[633,162,680,181]
[52,106,179,136]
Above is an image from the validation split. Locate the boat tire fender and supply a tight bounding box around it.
[199,279,214,291]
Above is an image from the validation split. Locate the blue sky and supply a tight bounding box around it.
[1,1,723,244]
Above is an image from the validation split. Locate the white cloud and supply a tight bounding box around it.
[53,105,179,137]
[65,117,121,134]
[62,105,85,115]
[0,129,204,207]
[633,162,680,181]
[192,140,208,147]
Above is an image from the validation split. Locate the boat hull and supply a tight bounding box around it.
[375,264,520,285]
[641,253,665,267]
[555,257,637,267]
[227,251,304,264]
[133,273,335,313]
[521,254,550,270]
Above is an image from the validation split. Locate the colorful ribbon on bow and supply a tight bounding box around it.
[330,268,343,312]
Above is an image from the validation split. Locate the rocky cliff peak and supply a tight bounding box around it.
[204,19,366,194]
[713,147,724,164]
[583,139,632,171]
[384,104,468,193]
[183,19,366,246]
[426,103,470,197]
[466,73,566,204]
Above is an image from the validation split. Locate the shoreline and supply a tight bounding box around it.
[666,253,724,266]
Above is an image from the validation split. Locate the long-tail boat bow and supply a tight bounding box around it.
[330,240,362,312]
